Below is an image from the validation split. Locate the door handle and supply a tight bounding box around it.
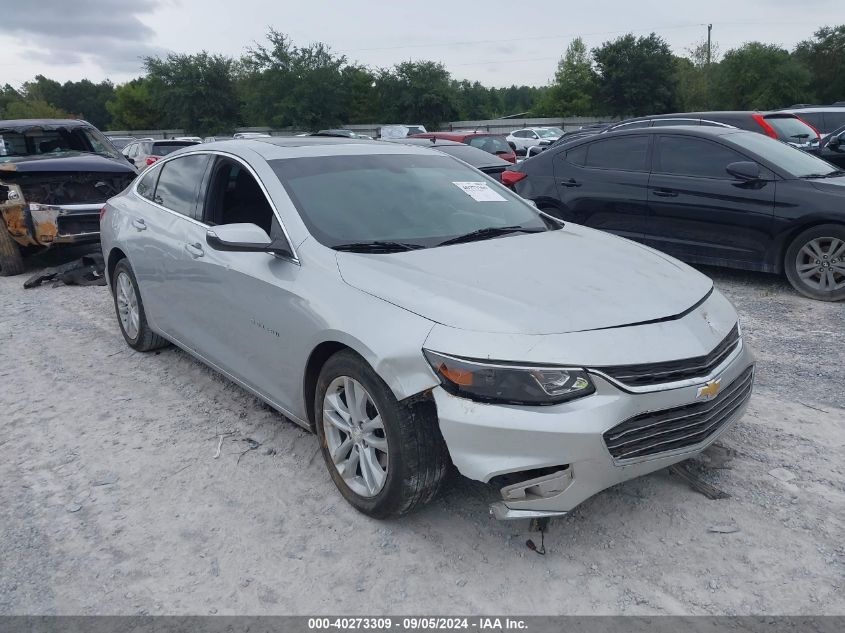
[132,218,147,231]
[560,179,582,187]
[184,242,204,258]
[652,189,678,197]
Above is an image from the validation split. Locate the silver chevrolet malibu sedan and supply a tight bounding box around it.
[100,137,755,520]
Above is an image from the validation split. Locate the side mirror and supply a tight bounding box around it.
[827,135,841,149]
[726,161,761,181]
[206,223,292,258]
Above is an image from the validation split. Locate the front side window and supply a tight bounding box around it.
[271,154,551,249]
[152,154,211,218]
[583,136,649,171]
[203,158,275,235]
[728,131,840,178]
[654,136,748,179]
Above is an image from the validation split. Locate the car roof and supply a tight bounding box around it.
[194,136,444,160]
[778,106,845,113]
[0,118,91,129]
[577,125,746,140]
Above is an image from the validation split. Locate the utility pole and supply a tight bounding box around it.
[707,24,713,65]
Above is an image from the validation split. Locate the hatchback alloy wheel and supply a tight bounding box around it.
[322,376,389,498]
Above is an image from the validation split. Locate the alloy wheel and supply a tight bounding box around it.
[795,237,845,292]
[115,271,140,339]
[322,376,389,498]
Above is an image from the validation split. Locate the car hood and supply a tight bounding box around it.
[0,152,136,174]
[336,226,713,335]
[808,174,845,191]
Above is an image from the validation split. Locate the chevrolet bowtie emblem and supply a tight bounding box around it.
[697,379,722,401]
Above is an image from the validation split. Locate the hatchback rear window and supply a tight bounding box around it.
[152,142,197,156]
[466,135,511,156]
[763,115,817,143]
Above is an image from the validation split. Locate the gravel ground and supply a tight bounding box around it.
[1,251,843,615]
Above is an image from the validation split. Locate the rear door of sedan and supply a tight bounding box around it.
[645,134,776,265]
[552,134,651,241]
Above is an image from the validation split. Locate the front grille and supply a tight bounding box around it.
[603,365,754,462]
[597,324,740,388]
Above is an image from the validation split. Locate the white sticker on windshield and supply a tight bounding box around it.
[452,181,507,202]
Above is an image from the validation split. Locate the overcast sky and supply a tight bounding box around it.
[1,0,842,89]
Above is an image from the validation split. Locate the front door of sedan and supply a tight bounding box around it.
[645,134,776,265]
[174,155,304,409]
[552,135,651,241]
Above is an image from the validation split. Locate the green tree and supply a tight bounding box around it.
[58,79,115,128]
[144,51,240,135]
[107,78,161,130]
[794,26,845,104]
[537,37,596,116]
[3,99,68,119]
[593,33,678,116]
[375,61,458,130]
[675,39,720,111]
[239,30,348,130]
[716,42,810,110]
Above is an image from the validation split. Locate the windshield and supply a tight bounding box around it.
[270,154,551,248]
[0,125,124,162]
[536,129,560,138]
[729,131,839,178]
[764,115,818,143]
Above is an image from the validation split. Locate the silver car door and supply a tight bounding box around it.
[177,155,303,407]
[133,153,213,341]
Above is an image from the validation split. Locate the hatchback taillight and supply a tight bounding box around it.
[145,156,161,165]
[99,205,108,221]
[501,171,527,188]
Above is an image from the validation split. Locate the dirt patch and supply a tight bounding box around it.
[0,263,843,615]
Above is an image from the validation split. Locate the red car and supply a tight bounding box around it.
[409,131,517,163]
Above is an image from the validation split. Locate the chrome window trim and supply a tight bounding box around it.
[131,149,299,265]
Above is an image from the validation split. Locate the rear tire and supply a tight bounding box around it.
[111,259,169,351]
[784,224,845,302]
[0,219,25,276]
[315,350,450,518]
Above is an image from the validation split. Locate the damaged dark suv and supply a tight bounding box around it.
[0,119,137,276]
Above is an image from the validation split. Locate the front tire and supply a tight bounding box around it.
[315,350,449,518]
[784,224,845,301]
[111,259,169,351]
[0,219,25,276]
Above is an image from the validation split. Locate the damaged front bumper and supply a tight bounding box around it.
[433,341,755,520]
[1,184,102,247]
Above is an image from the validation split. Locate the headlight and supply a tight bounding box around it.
[423,350,595,406]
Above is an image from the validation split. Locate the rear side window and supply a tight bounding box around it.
[763,115,817,143]
[583,136,649,171]
[564,144,588,166]
[153,154,211,219]
[136,166,160,201]
[654,136,747,179]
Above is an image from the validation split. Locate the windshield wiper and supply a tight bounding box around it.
[437,225,544,247]
[332,241,426,253]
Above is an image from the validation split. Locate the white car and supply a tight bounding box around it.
[506,127,564,154]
